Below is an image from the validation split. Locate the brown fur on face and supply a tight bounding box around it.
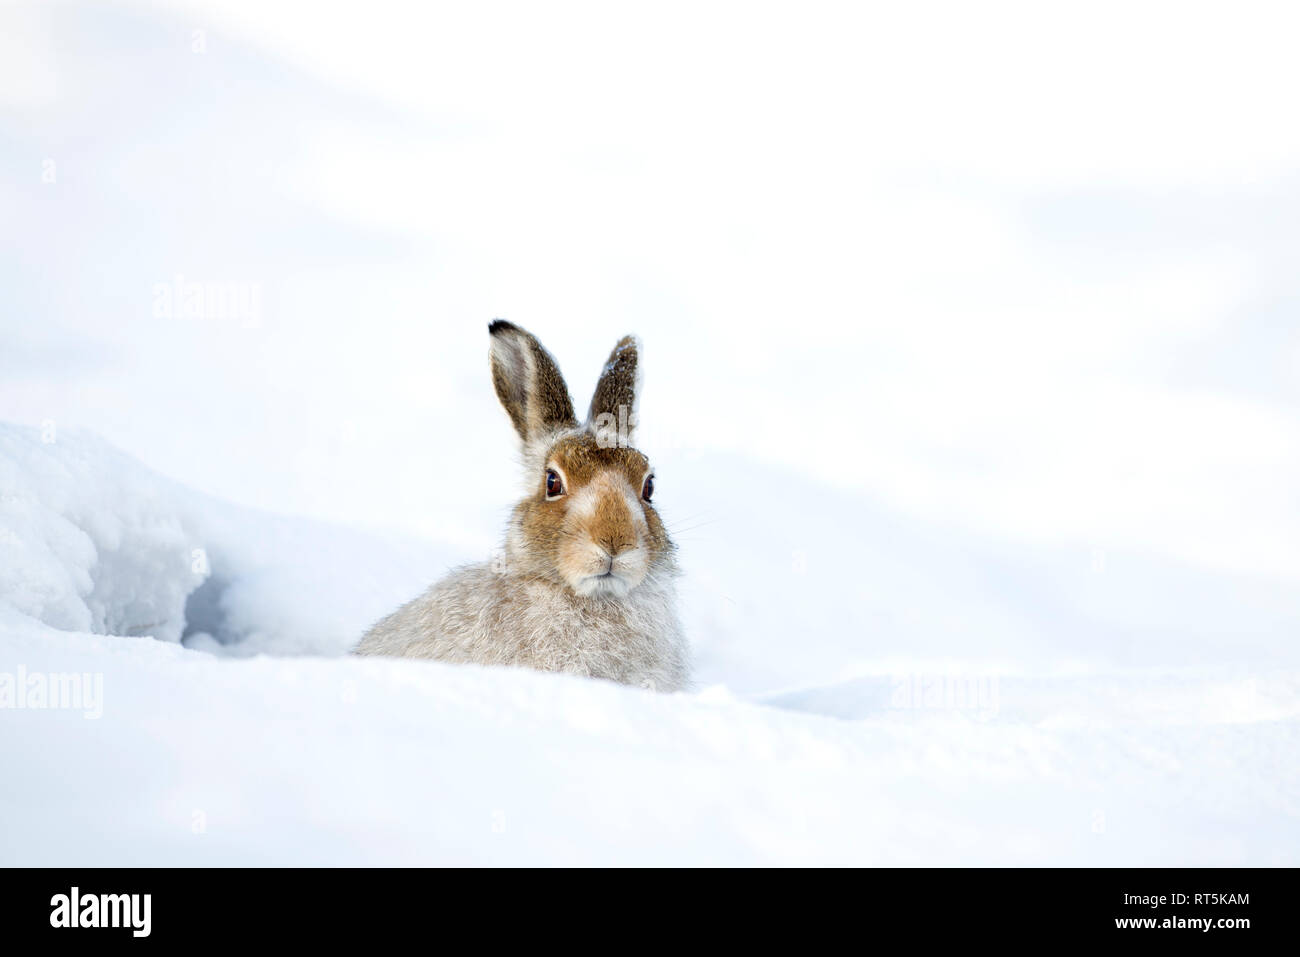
[486,325,671,600]
[510,431,672,599]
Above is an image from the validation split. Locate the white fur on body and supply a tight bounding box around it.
[355,559,690,691]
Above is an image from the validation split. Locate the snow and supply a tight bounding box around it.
[4,1,1300,864]
[0,424,457,658]
[2,423,1297,865]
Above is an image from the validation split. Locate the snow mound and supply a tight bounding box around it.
[0,423,458,655]
[2,422,1298,864]
[0,426,201,641]
[2,621,1297,866]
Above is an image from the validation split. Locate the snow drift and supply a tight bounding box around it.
[0,423,458,657]
[1,422,1298,865]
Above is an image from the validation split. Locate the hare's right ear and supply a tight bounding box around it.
[586,335,640,447]
[488,320,577,444]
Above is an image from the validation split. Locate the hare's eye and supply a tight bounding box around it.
[642,475,654,501]
[545,469,564,497]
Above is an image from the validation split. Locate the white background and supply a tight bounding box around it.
[5,0,1298,578]
[2,1,1298,864]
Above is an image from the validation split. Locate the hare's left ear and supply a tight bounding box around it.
[489,319,577,445]
[586,335,641,446]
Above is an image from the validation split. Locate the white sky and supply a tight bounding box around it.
[3,0,1299,581]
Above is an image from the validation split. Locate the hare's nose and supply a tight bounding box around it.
[599,536,636,557]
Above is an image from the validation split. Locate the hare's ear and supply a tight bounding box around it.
[586,335,641,446]
[488,320,577,444]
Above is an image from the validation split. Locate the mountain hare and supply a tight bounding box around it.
[354,320,690,691]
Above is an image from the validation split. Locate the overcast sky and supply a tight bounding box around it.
[3,0,1298,582]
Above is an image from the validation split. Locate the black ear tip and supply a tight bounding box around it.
[488,318,518,337]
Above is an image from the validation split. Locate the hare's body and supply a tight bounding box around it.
[356,560,689,690]
[354,320,691,691]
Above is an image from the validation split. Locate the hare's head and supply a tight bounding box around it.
[488,320,673,599]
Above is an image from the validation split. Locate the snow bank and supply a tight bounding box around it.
[2,620,1296,866]
[1,422,1297,865]
[0,422,459,656]
[0,425,201,642]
